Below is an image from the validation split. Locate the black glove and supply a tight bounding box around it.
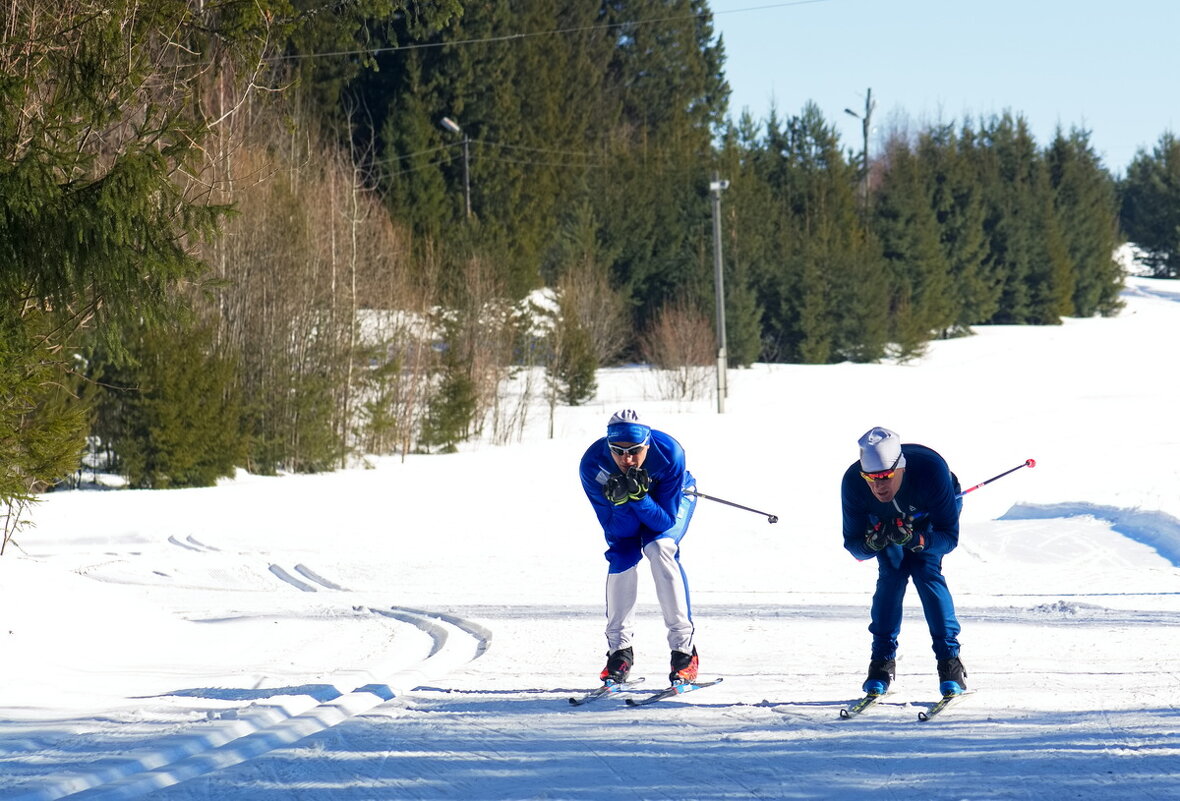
[885,516,914,546]
[604,473,631,505]
[885,515,926,552]
[865,521,890,552]
[626,467,650,501]
[604,469,650,505]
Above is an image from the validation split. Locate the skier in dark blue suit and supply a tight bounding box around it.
[841,426,968,697]
[579,409,700,686]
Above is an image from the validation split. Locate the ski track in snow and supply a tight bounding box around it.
[5,510,1179,800]
[126,502,1178,800]
[4,504,1179,801]
[4,482,1180,794]
[2,538,492,801]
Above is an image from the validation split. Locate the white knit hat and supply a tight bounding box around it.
[858,427,906,472]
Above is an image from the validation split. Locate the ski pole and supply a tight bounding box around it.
[957,458,1036,499]
[684,489,778,524]
[913,458,1036,521]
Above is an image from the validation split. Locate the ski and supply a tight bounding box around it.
[917,690,972,721]
[568,677,646,706]
[839,693,886,719]
[625,677,724,707]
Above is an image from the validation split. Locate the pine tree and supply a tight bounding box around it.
[0,327,88,553]
[760,103,883,364]
[1046,129,1124,316]
[587,0,729,336]
[419,329,477,454]
[917,124,994,333]
[91,322,245,489]
[549,315,598,406]
[1119,133,1180,278]
[0,314,88,505]
[873,132,954,358]
[0,1,267,514]
[974,114,1043,324]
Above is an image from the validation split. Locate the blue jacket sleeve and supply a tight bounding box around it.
[909,466,960,557]
[841,465,881,561]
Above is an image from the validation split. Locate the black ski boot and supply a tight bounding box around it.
[600,647,633,684]
[863,658,896,696]
[669,646,699,684]
[937,657,967,696]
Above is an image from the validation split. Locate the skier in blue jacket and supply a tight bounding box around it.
[841,426,967,697]
[579,409,700,686]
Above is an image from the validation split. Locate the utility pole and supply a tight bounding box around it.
[440,116,471,219]
[460,134,471,219]
[843,87,875,214]
[709,172,730,414]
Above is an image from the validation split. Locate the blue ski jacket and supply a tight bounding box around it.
[841,443,961,561]
[579,428,696,545]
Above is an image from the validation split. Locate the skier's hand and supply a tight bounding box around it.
[886,516,914,546]
[884,516,926,552]
[626,467,650,500]
[604,473,631,505]
[865,522,890,552]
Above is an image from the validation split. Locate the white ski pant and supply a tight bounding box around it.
[604,536,694,654]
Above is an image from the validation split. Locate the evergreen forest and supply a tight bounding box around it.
[2,1,1178,541]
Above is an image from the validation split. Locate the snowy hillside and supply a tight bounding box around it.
[1,276,1178,800]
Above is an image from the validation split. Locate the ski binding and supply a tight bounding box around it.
[839,692,886,719]
[917,689,973,721]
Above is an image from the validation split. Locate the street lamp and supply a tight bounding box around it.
[843,87,874,213]
[439,116,471,219]
[710,172,729,414]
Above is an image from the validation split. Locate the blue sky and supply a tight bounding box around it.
[709,0,1178,174]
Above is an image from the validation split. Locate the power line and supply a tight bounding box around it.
[383,155,455,178]
[470,139,599,159]
[372,139,598,171]
[370,142,456,166]
[475,154,602,170]
[265,0,826,62]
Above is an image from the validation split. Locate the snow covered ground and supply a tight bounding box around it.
[1,276,1178,800]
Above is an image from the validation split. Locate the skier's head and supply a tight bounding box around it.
[607,409,651,470]
[858,426,905,501]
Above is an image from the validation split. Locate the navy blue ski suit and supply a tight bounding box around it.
[841,444,963,661]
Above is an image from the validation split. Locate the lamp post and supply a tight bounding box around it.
[843,87,874,214]
[439,116,471,219]
[710,172,730,414]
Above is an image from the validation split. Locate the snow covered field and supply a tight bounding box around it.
[1,276,1178,800]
